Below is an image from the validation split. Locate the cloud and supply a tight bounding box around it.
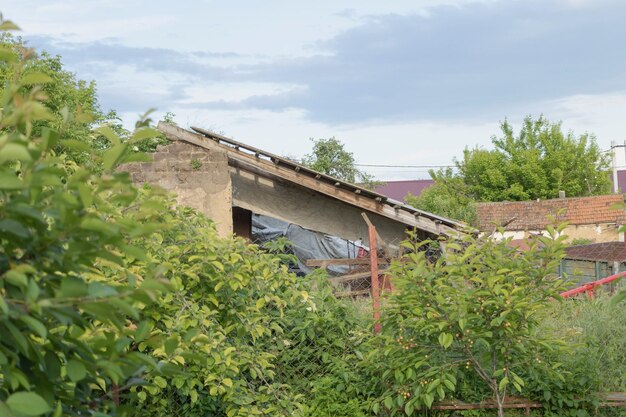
[22,0,626,125]
[241,0,626,123]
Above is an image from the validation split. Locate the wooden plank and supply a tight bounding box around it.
[431,399,542,410]
[335,289,370,297]
[306,258,390,267]
[329,271,377,283]
[430,393,626,410]
[362,212,391,256]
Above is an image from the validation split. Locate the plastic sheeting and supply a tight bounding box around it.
[252,214,367,275]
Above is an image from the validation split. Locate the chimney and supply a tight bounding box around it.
[558,190,566,199]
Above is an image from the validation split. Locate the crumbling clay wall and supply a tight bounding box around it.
[119,141,233,236]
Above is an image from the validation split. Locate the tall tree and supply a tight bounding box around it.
[409,116,610,224]
[405,168,477,225]
[460,116,610,201]
[301,137,377,187]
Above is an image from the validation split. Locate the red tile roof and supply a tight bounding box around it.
[476,194,626,232]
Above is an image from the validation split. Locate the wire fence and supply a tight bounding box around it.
[561,241,626,295]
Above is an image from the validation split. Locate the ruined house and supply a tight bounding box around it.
[120,123,465,258]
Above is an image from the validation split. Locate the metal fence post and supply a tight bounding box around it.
[369,225,381,334]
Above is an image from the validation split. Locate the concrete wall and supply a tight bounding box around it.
[231,169,409,251]
[493,223,623,243]
[119,141,233,237]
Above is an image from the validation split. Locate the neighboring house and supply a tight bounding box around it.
[614,169,626,193]
[562,242,626,286]
[373,179,435,202]
[476,194,626,243]
[119,124,464,258]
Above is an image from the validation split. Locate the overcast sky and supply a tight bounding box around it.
[3,0,626,179]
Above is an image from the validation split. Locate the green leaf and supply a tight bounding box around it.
[94,126,121,146]
[66,359,87,382]
[6,392,51,416]
[438,332,453,349]
[102,143,128,171]
[0,20,20,31]
[423,393,434,408]
[121,152,151,164]
[60,139,93,153]
[41,128,60,151]
[80,217,113,236]
[76,183,93,207]
[443,379,455,390]
[384,396,394,410]
[19,316,47,338]
[164,336,179,355]
[458,318,466,330]
[131,127,161,142]
[0,220,29,239]
[4,270,28,288]
[498,376,509,393]
[153,376,167,389]
[0,296,8,315]
[0,142,32,163]
[405,401,414,415]
[0,47,17,62]
[21,72,54,85]
[59,277,88,298]
[0,171,22,189]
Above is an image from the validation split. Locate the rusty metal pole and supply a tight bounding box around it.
[369,225,381,333]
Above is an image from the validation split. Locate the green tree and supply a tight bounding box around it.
[460,116,610,202]
[301,137,377,187]
[367,228,570,417]
[414,116,610,222]
[0,33,170,163]
[405,168,477,224]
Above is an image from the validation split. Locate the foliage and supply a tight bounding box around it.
[0,18,169,416]
[301,137,378,188]
[274,271,372,416]
[457,116,610,202]
[124,208,312,417]
[405,168,477,224]
[367,228,570,417]
[189,158,202,170]
[0,33,172,162]
[538,295,625,393]
[569,238,594,246]
[419,116,610,220]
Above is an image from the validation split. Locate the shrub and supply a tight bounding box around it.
[367,229,569,417]
[0,18,169,416]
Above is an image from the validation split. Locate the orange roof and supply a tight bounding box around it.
[476,194,625,232]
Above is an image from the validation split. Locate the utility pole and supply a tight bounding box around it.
[610,141,626,193]
[612,141,618,193]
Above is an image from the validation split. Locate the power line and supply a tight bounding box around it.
[355,163,456,168]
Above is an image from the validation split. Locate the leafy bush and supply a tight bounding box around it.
[124,207,310,417]
[367,229,569,417]
[0,18,169,416]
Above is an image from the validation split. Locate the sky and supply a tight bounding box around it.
[3,0,626,180]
